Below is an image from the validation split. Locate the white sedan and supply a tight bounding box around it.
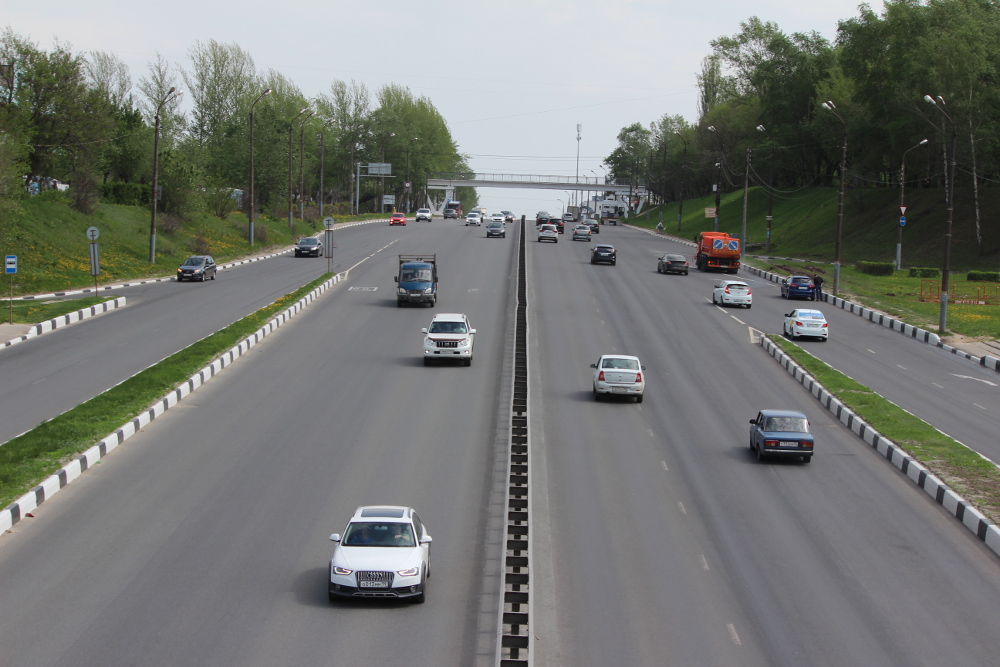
[465,212,482,226]
[783,308,829,341]
[591,354,645,402]
[329,506,432,603]
[712,280,752,308]
[491,213,505,224]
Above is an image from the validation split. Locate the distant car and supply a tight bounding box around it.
[389,213,407,226]
[465,212,482,226]
[536,211,551,225]
[749,409,814,462]
[586,219,600,234]
[415,208,432,221]
[562,212,575,223]
[177,255,216,281]
[294,237,323,257]
[502,211,515,223]
[783,308,829,341]
[572,224,592,241]
[443,208,459,219]
[781,275,815,300]
[538,224,558,243]
[422,312,476,366]
[553,218,565,234]
[591,354,646,402]
[491,213,505,224]
[486,221,506,238]
[657,253,688,274]
[328,505,432,603]
[712,280,752,308]
[591,244,616,265]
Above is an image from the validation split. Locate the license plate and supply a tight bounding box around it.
[359,580,386,588]
[780,441,798,447]
[611,386,627,393]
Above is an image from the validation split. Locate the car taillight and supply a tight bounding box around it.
[803,441,813,448]
[598,371,605,381]
[724,286,731,293]
[795,321,804,327]
[746,288,752,294]
[635,371,642,382]
[822,323,828,328]
[765,440,778,447]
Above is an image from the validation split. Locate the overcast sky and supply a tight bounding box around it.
[5,0,884,216]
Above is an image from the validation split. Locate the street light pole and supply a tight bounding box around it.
[821,101,847,295]
[248,88,271,247]
[924,95,957,335]
[898,138,929,270]
[299,111,314,222]
[380,132,395,213]
[288,107,309,230]
[674,131,687,233]
[575,124,581,208]
[405,136,419,213]
[150,86,182,263]
[756,125,775,253]
[707,125,722,232]
[318,120,333,218]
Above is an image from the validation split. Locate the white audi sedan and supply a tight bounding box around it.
[465,212,482,226]
[712,280,752,308]
[422,312,476,366]
[783,308,829,341]
[591,354,646,402]
[329,506,432,603]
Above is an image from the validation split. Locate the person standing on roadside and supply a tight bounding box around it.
[813,274,824,300]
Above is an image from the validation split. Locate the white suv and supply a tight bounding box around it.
[328,506,432,603]
[422,313,476,366]
[415,208,432,221]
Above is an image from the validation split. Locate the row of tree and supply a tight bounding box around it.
[0,29,476,222]
[605,0,1000,254]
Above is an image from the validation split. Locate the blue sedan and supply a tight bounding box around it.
[749,409,814,463]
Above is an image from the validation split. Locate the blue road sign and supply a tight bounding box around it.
[900,216,906,226]
[5,255,16,274]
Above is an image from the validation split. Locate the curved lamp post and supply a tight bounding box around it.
[821,101,847,295]
[674,131,687,233]
[318,118,334,218]
[287,107,310,229]
[150,86,182,263]
[707,125,723,232]
[298,110,315,221]
[405,136,420,213]
[756,125,775,252]
[898,138,928,270]
[248,88,271,246]
[924,94,957,334]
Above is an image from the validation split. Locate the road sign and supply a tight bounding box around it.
[704,207,717,218]
[86,226,99,241]
[404,181,411,189]
[900,205,908,216]
[368,162,392,176]
[383,195,395,205]
[5,255,16,274]
[900,216,907,227]
[323,216,335,229]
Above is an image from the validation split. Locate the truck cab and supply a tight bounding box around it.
[395,254,438,307]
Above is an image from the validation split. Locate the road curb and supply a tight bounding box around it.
[743,265,1000,374]
[1,297,127,350]
[759,334,1000,559]
[0,271,347,533]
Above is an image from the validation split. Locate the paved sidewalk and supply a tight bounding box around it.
[0,322,31,340]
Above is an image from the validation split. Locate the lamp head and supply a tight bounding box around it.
[825,100,836,108]
[919,138,929,145]
[167,86,176,95]
[923,95,936,105]
[707,125,716,132]
[264,88,272,95]
[756,124,766,132]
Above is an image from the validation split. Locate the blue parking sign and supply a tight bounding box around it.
[5,255,16,274]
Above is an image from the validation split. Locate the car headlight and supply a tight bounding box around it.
[457,338,470,347]
[333,566,353,576]
[397,567,419,577]
[424,287,434,293]
[398,288,407,295]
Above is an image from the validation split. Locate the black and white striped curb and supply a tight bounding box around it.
[10,218,388,302]
[744,265,1000,374]
[760,334,1000,559]
[2,297,127,350]
[0,271,346,533]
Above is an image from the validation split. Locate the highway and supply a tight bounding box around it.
[1,219,999,666]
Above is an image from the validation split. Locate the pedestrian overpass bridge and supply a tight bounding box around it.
[426,172,647,196]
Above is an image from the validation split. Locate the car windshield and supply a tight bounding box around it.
[299,238,318,245]
[182,257,204,266]
[666,255,685,261]
[764,416,809,432]
[489,222,502,227]
[400,268,432,282]
[429,321,468,334]
[418,209,430,213]
[342,522,416,547]
[601,358,639,370]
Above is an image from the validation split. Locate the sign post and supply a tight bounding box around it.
[87,227,100,291]
[896,206,908,271]
[5,255,15,324]
[323,217,335,274]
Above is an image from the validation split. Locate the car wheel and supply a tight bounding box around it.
[611,260,616,265]
[636,394,643,404]
[593,387,601,401]
[200,274,206,282]
[397,301,403,308]
[802,455,813,463]
[413,578,426,604]
[211,272,216,280]
[749,437,755,451]
[465,357,472,367]
[423,357,430,366]
[712,294,717,304]
[756,445,765,461]
[329,591,337,603]
[744,303,750,309]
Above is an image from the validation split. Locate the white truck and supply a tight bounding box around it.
[599,198,627,225]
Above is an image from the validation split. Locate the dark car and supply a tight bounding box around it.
[591,244,616,265]
[177,255,216,282]
[553,218,565,234]
[657,253,689,275]
[486,221,506,238]
[781,275,816,300]
[586,219,600,234]
[749,409,814,462]
[295,237,323,257]
[502,210,515,223]
[536,211,550,225]
[443,208,459,219]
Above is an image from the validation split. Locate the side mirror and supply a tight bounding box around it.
[589,363,597,368]
[641,366,646,370]
[470,329,477,334]
[749,420,756,425]
[330,534,341,542]
[421,328,428,334]
[785,313,793,318]
[420,535,433,544]
[393,276,398,282]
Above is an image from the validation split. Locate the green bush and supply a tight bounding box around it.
[908,266,941,278]
[857,261,895,276]
[967,271,1000,282]
[100,182,148,206]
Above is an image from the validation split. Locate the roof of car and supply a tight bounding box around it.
[599,354,641,361]
[430,312,468,321]
[758,409,808,419]
[594,244,614,249]
[351,505,412,522]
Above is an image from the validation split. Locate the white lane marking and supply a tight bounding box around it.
[727,624,742,645]
[897,365,908,370]
[932,382,943,388]
[468,288,479,292]
[677,501,687,514]
[951,374,998,387]
[974,403,987,410]
[867,349,877,354]
[660,460,669,471]
[647,429,655,438]
[700,555,710,570]
[731,316,745,325]
[348,287,377,291]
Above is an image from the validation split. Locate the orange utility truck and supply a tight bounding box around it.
[695,232,741,273]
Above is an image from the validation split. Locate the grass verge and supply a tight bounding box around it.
[0,273,333,510]
[767,334,1000,524]
[3,297,118,325]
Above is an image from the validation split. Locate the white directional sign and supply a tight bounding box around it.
[323,216,335,229]
[383,195,396,205]
[86,226,99,241]
[5,255,16,274]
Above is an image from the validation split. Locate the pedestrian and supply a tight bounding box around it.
[813,274,824,300]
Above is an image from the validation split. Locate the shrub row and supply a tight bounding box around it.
[100,182,148,207]
[908,266,941,278]
[857,261,895,276]
[967,271,1000,282]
